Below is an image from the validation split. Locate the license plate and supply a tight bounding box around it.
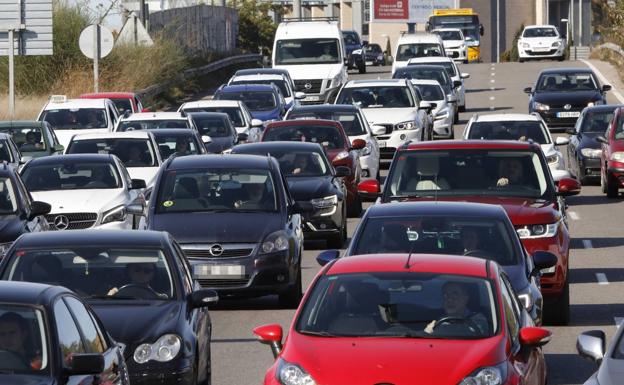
[194,264,244,277]
[365,61,373,65]
[556,111,580,118]
[305,95,321,101]
[377,141,387,148]
[533,47,550,52]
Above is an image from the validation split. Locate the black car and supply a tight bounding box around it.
[148,128,208,159]
[0,163,50,254]
[0,230,218,385]
[365,43,386,66]
[0,281,130,385]
[147,154,305,308]
[342,30,366,74]
[231,141,349,247]
[525,68,612,129]
[188,112,246,153]
[317,201,558,325]
[566,104,623,184]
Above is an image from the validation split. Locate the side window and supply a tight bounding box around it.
[53,298,86,365]
[64,297,106,353]
[135,97,143,111]
[173,241,193,292]
[498,275,520,344]
[14,175,32,207]
[574,113,583,133]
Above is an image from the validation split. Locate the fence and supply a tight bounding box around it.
[149,5,238,55]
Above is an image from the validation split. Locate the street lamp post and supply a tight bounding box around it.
[561,18,569,47]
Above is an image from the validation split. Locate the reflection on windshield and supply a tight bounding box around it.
[42,109,108,130]
[154,135,202,158]
[0,127,47,152]
[396,44,443,61]
[22,163,122,191]
[415,84,445,101]
[436,30,462,40]
[263,125,345,149]
[276,39,341,65]
[536,73,598,91]
[279,151,329,177]
[191,117,233,138]
[523,28,557,38]
[287,112,366,136]
[231,79,290,97]
[336,87,414,108]
[183,108,244,127]
[296,272,496,339]
[216,91,277,112]
[582,111,614,134]
[468,121,549,144]
[67,139,157,167]
[118,120,190,131]
[393,67,450,88]
[0,304,48,373]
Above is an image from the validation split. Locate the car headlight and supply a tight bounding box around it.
[333,150,349,161]
[277,358,317,385]
[361,140,373,156]
[516,288,534,310]
[552,41,561,47]
[587,102,595,107]
[101,205,127,224]
[310,195,338,216]
[516,221,559,239]
[611,152,624,162]
[435,108,450,121]
[260,230,289,254]
[0,242,12,255]
[459,362,507,385]
[546,154,559,164]
[533,101,550,111]
[581,148,601,158]
[133,334,181,364]
[395,121,416,130]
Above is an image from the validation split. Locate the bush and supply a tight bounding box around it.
[230,0,283,53]
[500,24,524,62]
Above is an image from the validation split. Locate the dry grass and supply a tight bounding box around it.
[0,95,48,120]
[591,48,624,84]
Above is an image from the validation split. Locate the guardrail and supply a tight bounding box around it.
[593,43,624,58]
[136,53,263,100]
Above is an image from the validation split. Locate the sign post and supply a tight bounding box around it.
[79,24,114,93]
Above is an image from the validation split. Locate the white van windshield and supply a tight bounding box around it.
[276,39,341,65]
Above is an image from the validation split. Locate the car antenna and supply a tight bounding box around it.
[404,231,418,269]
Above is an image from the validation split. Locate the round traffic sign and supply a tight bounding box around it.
[79,24,114,59]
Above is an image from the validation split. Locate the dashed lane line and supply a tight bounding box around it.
[596,273,609,285]
[568,211,579,220]
[582,239,593,249]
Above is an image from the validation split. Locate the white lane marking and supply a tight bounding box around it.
[596,273,609,285]
[489,96,496,101]
[582,239,593,249]
[615,317,624,326]
[490,79,495,83]
[491,72,496,76]
[489,106,495,110]
[490,87,495,91]
[581,59,624,103]
[568,211,579,220]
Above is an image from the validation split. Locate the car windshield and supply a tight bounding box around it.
[415,84,445,101]
[436,30,463,40]
[274,150,329,177]
[336,86,414,108]
[183,107,244,127]
[0,177,17,214]
[217,91,277,112]
[110,98,133,115]
[263,125,345,149]
[287,111,367,136]
[231,79,290,97]
[276,38,341,65]
[393,67,451,88]
[0,304,49,373]
[0,127,47,152]
[386,150,550,199]
[0,140,14,163]
[368,44,382,53]
[523,28,557,38]
[2,248,175,300]
[66,138,157,168]
[342,32,360,45]
[413,61,457,77]
[41,108,108,130]
[396,43,443,61]
[467,121,549,144]
[581,110,614,134]
[22,162,122,191]
[156,168,277,213]
[191,117,232,138]
[352,216,518,265]
[296,272,497,339]
[536,72,598,91]
[118,119,190,131]
[154,135,202,159]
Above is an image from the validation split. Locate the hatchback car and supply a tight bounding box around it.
[359,140,581,324]
[148,129,207,160]
[213,84,287,125]
[188,112,244,152]
[147,154,305,308]
[178,100,263,142]
[0,281,130,384]
[254,253,551,385]
[262,119,364,216]
[0,230,218,385]
[517,25,565,62]
[598,106,624,197]
[0,121,65,160]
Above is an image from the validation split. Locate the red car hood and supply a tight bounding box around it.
[281,333,505,385]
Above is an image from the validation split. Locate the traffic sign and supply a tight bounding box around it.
[79,24,114,59]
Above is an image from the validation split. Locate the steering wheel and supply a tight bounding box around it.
[115,284,160,299]
[463,249,492,258]
[432,316,481,335]
[0,349,28,370]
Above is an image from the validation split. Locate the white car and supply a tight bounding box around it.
[433,28,468,63]
[517,25,565,62]
[178,100,263,142]
[20,154,146,230]
[406,56,469,113]
[411,79,454,139]
[113,112,196,132]
[228,73,305,110]
[65,131,163,189]
[462,113,571,180]
[392,33,447,74]
[284,104,381,180]
[37,96,120,148]
[335,79,433,159]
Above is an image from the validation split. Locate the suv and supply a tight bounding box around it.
[392,33,446,74]
[228,71,305,110]
[342,30,367,74]
[358,140,581,324]
[517,25,565,62]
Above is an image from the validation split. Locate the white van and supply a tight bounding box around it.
[272,19,347,104]
[392,33,447,74]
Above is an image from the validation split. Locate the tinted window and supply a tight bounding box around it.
[536,72,598,91]
[411,61,457,77]
[41,108,108,130]
[110,98,133,115]
[415,84,445,101]
[0,126,47,152]
[369,44,382,53]
[276,38,341,65]
[396,43,443,61]
[467,121,549,144]
[22,162,122,191]
[0,177,18,213]
[287,111,366,136]
[0,304,48,372]
[523,27,557,38]
[154,134,202,158]
[393,67,451,87]
[235,149,330,177]
[436,30,463,40]
[183,107,244,127]
[336,86,414,108]
[231,79,290,97]
[66,138,157,167]
[64,297,105,353]
[582,110,615,134]
[216,91,277,112]
[342,31,360,45]
[53,299,86,365]
[191,116,233,137]
[263,125,345,149]
[118,120,190,131]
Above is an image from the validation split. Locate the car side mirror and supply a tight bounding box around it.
[294,92,306,100]
[419,101,433,111]
[237,133,248,143]
[317,250,340,266]
[54,144,65,152]
[577,330,606,365]
[565,127,578,135]
[555,136,570,146]
[351,138,366,150]
[524,87,533,94]
[447,95,457,103]
[596,135,608,144]
[602,85,612,92]
[531,251,558,276]
[253,324,283,358]
[202,135,213,144]
[453,80,462,88]
[362,40,369,46]
[335,166,351,177]
[189,289,219,308]
[358,179,380,200]
[557,177,581,196]
[131,179,147,190]
[251,119,263,128]
[30,200,51,219]
[126,203,145,216]
[460,73,470,79]
[519,327,551,348]
[371,125,386,136]
[66,353,105,375]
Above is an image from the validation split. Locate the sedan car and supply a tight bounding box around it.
[188,112,244,152]
[598,106,624,197]
[178,100,263,142]
[517,25,565,62]
[146,154,305,308]
[526,68,611,129]
[0,281,130,385]
[254,253,551,385]
[148,129,207,160]
[364,43,386,66]
[0,230,218,385]
[567,105,622,184]
[0,121,65,160]
[577,327,623,385]
[213,84,287,125]
[231,141,350,248]
[20,154,146,230]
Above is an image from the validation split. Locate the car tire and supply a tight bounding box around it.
[327,217,346,249]
[544,280,570,325]
[347,193,363,217]
[458,105,466,112]
[607,174,619,198]
[519,58,525,63]
[279,264,302,309]
[558,55,565,62]
[358,64,366,74]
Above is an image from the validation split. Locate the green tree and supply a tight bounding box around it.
[230,0,283,53]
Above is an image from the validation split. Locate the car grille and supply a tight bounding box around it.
[374,124,394,135]
[197,278,250,288]
[46,213,97,230]
[181,244,255,259]
[526,49,558,56]
[294,79,323,94]
[548,102,586,110]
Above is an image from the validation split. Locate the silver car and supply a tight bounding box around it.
[577,328,623,385]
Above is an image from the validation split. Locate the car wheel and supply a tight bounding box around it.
[278,264,302,309]
[327,216,346,249]
[458,104,466,112]
[347,193,363,217]
[519,58,525,63]
[607,174,619,198]
[358,64,366,74]
[558,55,565,62]
[544,280,570,325]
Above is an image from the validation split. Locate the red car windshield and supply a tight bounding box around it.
[296,272,497,339]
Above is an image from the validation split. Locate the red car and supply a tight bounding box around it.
[254,253,551,385]
[599,106,624,198]
[80,92,149,115]
[358,140,580,324]
[262,119,365,216]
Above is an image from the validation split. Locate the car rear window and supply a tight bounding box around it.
[467,121,549,144]
[66,138,157,167]
[263,125,345,149]
[335,86,414,108]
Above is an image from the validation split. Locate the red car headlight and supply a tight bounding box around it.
[458,362,507,385]
[276,358,317,385]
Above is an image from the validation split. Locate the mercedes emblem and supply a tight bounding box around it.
[53,215,69,231]
[209,244,224,257]
[564,104,572,110]
[304,82,312,90]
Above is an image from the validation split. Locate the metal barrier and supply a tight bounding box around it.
[594,43,624,58]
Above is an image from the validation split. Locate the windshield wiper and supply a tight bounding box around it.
[298,330,337,337]
[87,295,140,300]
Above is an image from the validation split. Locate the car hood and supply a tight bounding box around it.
[54,128,108,148]
[0,215,25,243]
[597,356,624,385]
[150,212,283,243]
[274,64,342,81]
[532,90,603,105]
[0,374,55,385]
[126,167,158,188]
[204,137,234,154]
[579,132,604,149]
[362,108,416,125]
[287,176,335,201]
[283,333,504,384]
[31,189,127,214]
[443,39,465,47]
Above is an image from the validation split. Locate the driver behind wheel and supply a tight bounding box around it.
[425,281,488,335]
[107,263,168,298]
[0,312,42,370]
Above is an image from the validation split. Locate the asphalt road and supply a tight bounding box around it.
[210,60,623,385]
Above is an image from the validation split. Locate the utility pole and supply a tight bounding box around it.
[293,0,301,18]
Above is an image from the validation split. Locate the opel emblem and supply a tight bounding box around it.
[209,244,224,257]
[53,215,69,230]
[304,82,312,90]
[564,104,572,110]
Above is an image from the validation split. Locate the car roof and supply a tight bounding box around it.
[472,113,540,122]
[235,68,291,77]
[167,154,273,170]
[399,64,447,71]
[187,112,230,120]
[276,20,340,39]
[70,131,151,140]
[232,141,324,153]
[397,33,442,44]
[408,57,454,64]
[0,121,46,128]
[218,84,278,93]
[289,104,358,113]
[401,139,541,152]
[121,112,185,121]
[44,98,110,110]
[147,129,198,137]
[13,229,170,249]
[267,119,342,129]
[26,153,116,165]
[81,92,135,99]
[365,201,508,219]
[232,74,284,82]
[325,253,489,278]
[524,24,557,29]
[344,79,408,88]
[0,281,72,305]
[433,27,463,32]
[181,100,242,109]
[539,67,594,75]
